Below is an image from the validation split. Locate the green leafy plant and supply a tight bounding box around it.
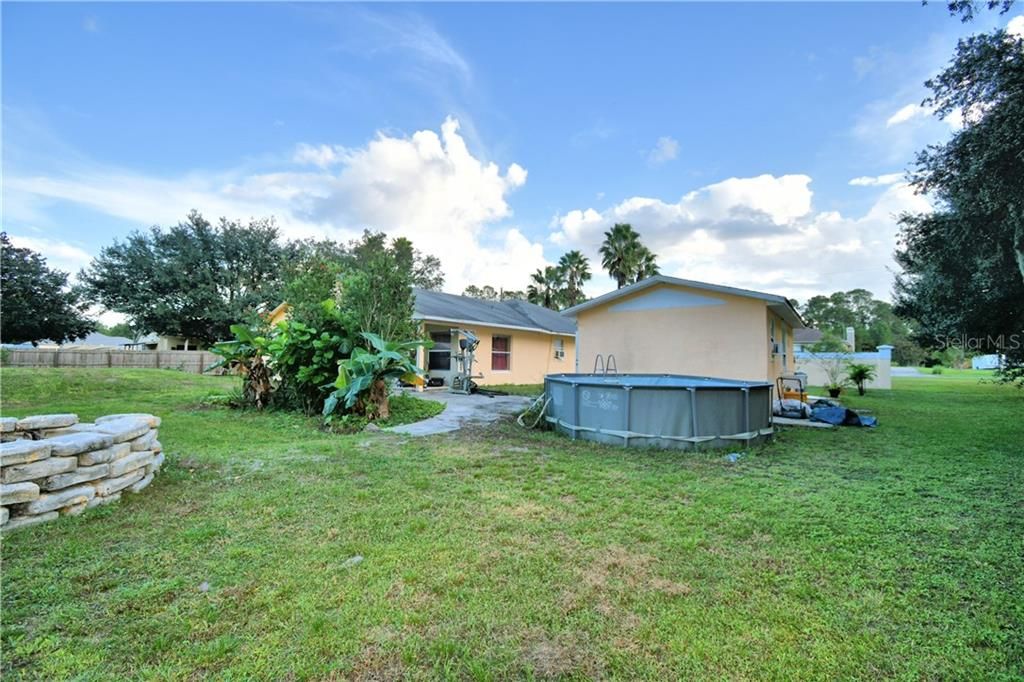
[267,300,354,415]
[324,332,431,421]
[206,324,274,409]
[846,363,877,396]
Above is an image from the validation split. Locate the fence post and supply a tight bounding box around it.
[53,351,60,368]
[108,351,113,368]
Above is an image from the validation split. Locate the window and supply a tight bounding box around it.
[491,335,511,371]
[782,327,788,369]
[553,338,565,360]
[428,331,452,371]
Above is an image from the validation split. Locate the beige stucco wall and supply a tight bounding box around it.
[767,309,795,380]
[794,352,892,390]
[575,283,792,383]
[420,320,574,386]
[156,336,206,351]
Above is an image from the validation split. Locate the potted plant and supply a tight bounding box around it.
[846,363,877,396]
[809,349,852,399]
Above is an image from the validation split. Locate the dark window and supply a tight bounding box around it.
[492,336,511,371]
[428,332,451,371]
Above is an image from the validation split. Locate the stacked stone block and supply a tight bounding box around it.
[1,413,163,532]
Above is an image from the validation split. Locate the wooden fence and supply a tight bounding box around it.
[1,349,219,375]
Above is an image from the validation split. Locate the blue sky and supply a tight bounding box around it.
[4,2,1022,310]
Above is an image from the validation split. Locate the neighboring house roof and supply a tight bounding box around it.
[413,288,576,336]
[3,332,134,350]
[68,332,135,348]
[561,275,806,329]
[793,328,823,345]
[126,333,160,346]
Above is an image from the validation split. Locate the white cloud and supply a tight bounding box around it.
[886,103,929,127]
[552,174,930,303]
[293,143,346,169]
[849,173,904,186]
[365,11,471,84]
[647,136,679,165]
[6,234,94,275]
[7,118,544,294]
[1006,15,1024,39]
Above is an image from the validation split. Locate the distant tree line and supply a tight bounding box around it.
[798,289,925,365]
[1,212,446,347]
[465,223,661,312]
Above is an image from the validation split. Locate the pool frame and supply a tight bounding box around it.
[543,373,775,450]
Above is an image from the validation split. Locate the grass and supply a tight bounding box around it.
[484,383,545,397]
[1,368,1022,680]
[376,394,446,427]
[910,366,999,378]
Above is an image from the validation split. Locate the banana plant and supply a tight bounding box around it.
[206,324,274,409]
[323,332,432,421]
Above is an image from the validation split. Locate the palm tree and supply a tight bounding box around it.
[527,266,565,310]
[632,247,660,283]
[599,223,642,288]
[558,250,591,308]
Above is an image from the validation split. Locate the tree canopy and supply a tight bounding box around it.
[80,212,291,346]
[80,215,447,344]
[800,289,923,364]
[599,223,660,288]
[336,231,421,343]
[0,233,96,345]
[894,13,1024,382]
[558,250,592,308]
[527,266,566,310]
[462,285,526,301]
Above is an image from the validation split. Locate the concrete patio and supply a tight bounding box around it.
[386,389,533,436]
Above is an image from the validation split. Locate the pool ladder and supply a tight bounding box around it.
[592,354,618,375]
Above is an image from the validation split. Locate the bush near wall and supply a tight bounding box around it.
[0,413,163,532]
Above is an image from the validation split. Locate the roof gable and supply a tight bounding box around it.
[608,287,726,313]
[561,275,805,328]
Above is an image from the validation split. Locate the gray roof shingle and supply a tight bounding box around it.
[413,289,575,335]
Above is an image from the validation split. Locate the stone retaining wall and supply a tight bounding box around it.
[1,413,164,532]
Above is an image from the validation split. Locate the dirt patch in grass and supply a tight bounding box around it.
[581,545,691,597]
[520,629,603,679]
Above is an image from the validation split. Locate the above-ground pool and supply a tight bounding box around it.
[543,374,774,450]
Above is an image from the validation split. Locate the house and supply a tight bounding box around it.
[793,328,823,353]
[561,275,805,383]
[122,333,207,351]
[267,290,577,386]
[412,288,576,386]
[971,354,1004,370]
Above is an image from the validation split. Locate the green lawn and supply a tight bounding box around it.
[484,383,545,397]
[1,368,1022,680]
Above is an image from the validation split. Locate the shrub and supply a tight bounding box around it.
[268,300,355,415]
[846,363,877,395]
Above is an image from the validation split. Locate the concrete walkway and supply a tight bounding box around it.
[386,390,533,436]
